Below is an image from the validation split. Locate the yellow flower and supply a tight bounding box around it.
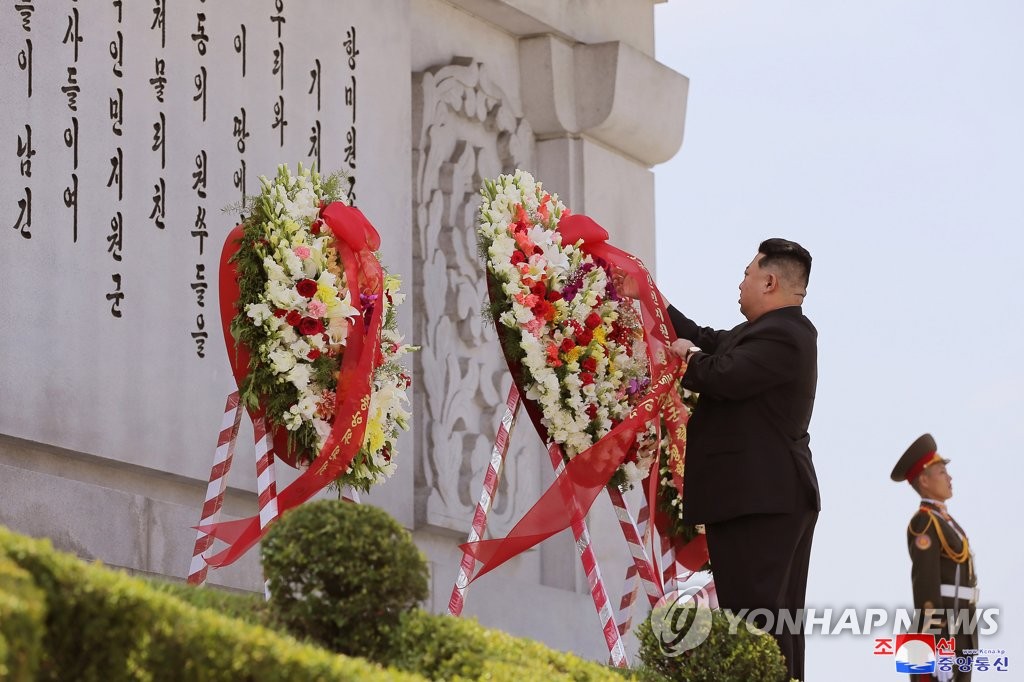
[593,326,607,345]
[565,346,584,364]
[317,282,338,305]
[384,274,401,293]
[364,419,386,453]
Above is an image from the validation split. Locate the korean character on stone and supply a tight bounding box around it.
[64,174,79,243]
[272,97,287,147]
[64,116,78,169]
[194,66,207,121]
[234,24,247,77]
[191,12,209,56]
[150,58,167,103]
[151,0,166,48]
[15,3,35,31]
[192,207,208,256]
[191,263,207,307]
[192,150,207,199]
[110,88,124,136]
[107,212,123,262]
[309,59,321,111]
[110,30,123,77]
[63,7,81,62]
[153,112,166,169]
[233,107,249,153]
[17,125,34,178]
[192,314,208,357]
[150,178,166,230]
[12,187,31,239]
[18,38,33,97]
[106,274,124,318]
[344,27,358,70]
[62,67,80,111]
[107,147,123,201]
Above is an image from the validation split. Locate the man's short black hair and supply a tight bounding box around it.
[758,238,812,288]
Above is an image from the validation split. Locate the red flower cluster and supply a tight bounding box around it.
[296,279,318,297]
[298,317,326,336]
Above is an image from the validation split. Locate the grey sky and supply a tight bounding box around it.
[653,1,1023,677]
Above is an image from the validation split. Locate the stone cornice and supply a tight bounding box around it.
[519,35,689,166]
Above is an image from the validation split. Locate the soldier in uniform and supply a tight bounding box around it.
[891,433,978,681]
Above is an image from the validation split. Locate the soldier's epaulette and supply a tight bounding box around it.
[907,509,935,536]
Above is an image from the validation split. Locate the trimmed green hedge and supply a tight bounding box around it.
[261,500,430,660]
[0,555,45,681]
[0,526,421,682]
[390,608,630,681]
[636,603,788,682]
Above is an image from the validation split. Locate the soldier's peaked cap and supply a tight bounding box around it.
[890,433,949,482]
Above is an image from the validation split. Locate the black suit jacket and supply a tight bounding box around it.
[668,305,821,524]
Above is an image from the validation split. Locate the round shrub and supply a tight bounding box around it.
[636,604,788,682]
[260,500,429,660]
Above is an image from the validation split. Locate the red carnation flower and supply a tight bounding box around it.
[296,279,318,298]
[285,310,302,326]
[298,317,320,336]
[273,308,287,318]
[586,404,598,419]
[546,290,563,302]
[581,357,597,373]
[510,250,527,265]
[531,282,547,298]
[307,349,321,360]
[581,373,595,386]
[560,338,575,353]
[576,329,593,346]
[533,300,556,322]
[310,218,324,235]
[585,312,602,330]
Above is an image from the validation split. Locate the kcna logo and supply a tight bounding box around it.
[888,634,955,675]
[649,585,715,656]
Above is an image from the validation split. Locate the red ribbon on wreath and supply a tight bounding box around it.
[460,214,708,582]
[197,202,384,568]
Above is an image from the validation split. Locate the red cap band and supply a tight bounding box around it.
[905,451,941,482]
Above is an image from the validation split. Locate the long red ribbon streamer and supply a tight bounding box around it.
[199,203,383,567]
[460,214,707,583]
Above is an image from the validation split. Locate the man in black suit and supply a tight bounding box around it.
[623,238,819,680]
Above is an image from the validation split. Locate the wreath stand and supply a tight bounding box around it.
[447,385,668,667]
[185,392,367,597]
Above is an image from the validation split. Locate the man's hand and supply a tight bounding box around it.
[612,268,640,299]
[670,338,696,360]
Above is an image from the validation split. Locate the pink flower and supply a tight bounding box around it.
[525,317,544,336]
[307,300,327,317]
[294,245,311,259]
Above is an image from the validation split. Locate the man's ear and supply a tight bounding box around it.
[764,272,778,292]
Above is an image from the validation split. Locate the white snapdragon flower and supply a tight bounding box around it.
[287,363,312,392]
[245,303,273,325]
[268,348,297,374]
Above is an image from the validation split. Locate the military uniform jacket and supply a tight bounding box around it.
[667,305,820,524]
[907,500,977,615]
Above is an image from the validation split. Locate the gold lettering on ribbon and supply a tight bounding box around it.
[316,445,343,476]
[342,429,353,444]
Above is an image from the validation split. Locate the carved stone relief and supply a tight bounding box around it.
[411,57,540,535]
